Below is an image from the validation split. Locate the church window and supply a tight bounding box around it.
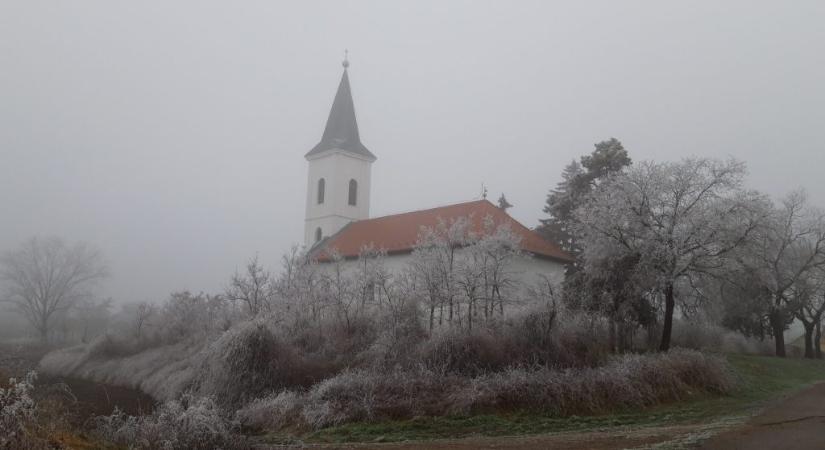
[315,227,322,243]
[317,178,325,204]
[348,179,358,206]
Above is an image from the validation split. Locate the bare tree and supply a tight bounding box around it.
[792,275,825,359]
[225,255,275,316]
[0,237,108,343]
[411,216,521,331]
[741,191,825,356]
[133,301,156,340]
[411,217,472,330]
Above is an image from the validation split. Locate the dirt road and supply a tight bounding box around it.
[701,382,825,450]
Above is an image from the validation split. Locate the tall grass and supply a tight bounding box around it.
[92,395,246,450]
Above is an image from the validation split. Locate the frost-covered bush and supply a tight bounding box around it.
[300,368,461,429]
[0,371,40,450]
[502,308,610,368]
[238,348,735,431]
[453,348,735,416]
[671,320,772,355]
[420,327,507,375]
[235,390,303,430]
[93,394,245,450]
[156,291,239,344]
[191,321,308,407]
[238,368,461,431]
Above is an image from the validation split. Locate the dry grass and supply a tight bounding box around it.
[92,394,247,450]
[237,348,735,431]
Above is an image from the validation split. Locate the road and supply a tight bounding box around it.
[701,382,825,450]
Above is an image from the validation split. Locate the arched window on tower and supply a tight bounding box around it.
[348,179,358,206]
[317,178,325,204]
[315,227,322,243]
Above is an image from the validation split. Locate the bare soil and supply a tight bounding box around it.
[701,382,825,450]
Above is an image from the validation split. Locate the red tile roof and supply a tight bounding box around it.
[310,200,573,263]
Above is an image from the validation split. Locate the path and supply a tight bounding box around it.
[256,423,724,450]
[701,382,825,450]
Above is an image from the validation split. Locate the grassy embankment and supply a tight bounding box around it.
[260,353,825,445]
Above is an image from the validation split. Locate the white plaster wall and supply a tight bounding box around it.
[304,150,373,246]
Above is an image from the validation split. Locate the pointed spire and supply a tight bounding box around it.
[306,56,376,161]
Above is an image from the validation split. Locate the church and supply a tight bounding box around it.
[303,58,572,286]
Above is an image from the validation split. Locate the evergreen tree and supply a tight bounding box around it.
[538,138,631,259]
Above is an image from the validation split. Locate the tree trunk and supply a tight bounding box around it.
[816,321,822,359]
[803,322,815,359]
[39,316,50,344]
[659,283,675,352]
[769,307,786,357]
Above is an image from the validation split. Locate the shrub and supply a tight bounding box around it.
[453,349,735,416]
[235,390,303,431]
[671,320,773,355]
[241,348,735,431]
[0,371,43,450]
[502,310,610,368]
[420,327,507,375]
[92,394,245,450]
[300,367,461,429]
[191,321,308,407]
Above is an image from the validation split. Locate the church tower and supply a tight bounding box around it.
[304,56,376,247]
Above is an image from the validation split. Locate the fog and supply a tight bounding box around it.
[1,0,823,304]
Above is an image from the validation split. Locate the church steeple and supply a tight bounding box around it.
[305,57,376,161]
[303,55,376,248]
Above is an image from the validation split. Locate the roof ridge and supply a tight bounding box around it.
[358,199,492,222]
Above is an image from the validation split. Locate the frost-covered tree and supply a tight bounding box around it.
[737,191,825,357]
[575,158,765,351]
[315,247,383,331]
[539,138,631,259]
[410,217,471,330]
[132,301,156,340]
[225,255,275,316]
[791,272,825,358]
[0,237,108,343]
[456,218,522,329]
[565,246,656,352]
[160,291,235,341]
[410,216,522,331]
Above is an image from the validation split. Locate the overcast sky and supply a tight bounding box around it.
[1,1,823,304]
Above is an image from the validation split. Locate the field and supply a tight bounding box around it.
[255,354,825,448]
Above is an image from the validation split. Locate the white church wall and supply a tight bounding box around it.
[304,150,372,246]
[315,251,566,298]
